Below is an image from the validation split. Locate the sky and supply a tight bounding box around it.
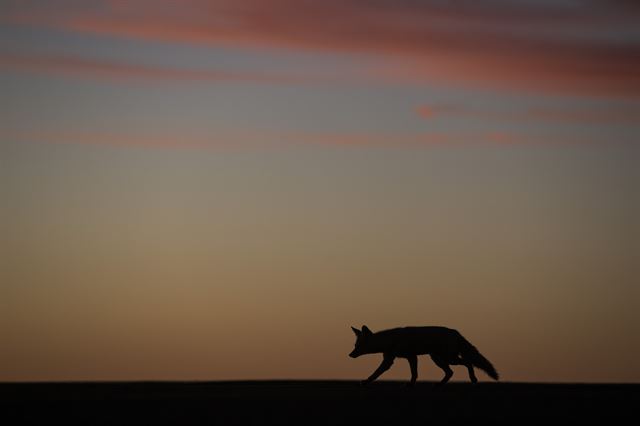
[1,0,639,383]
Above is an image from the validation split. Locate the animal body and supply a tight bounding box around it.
[349,325,499,386]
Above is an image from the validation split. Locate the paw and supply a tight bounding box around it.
[359,380,371,387]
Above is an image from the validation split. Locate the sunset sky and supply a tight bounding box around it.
[1,0,639,383]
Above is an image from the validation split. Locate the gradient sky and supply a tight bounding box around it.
[1,0,639,383]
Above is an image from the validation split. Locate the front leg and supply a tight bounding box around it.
[361,354,395,385]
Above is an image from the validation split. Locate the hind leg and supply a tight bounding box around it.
[406,355,418,387]
[449,356,478,383]
[431,355,453,385]
[465,363,478,383]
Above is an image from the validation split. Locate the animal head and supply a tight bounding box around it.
[349,325,374,358]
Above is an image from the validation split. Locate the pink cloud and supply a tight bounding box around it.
[0,51,330,85]
[6,126,606,151]
[4,0,639,97]
[416,104,640,125]
[415,106,436,120]
[287,132,454,148]
[486,131,520,145]
[524,107,640,125]
[5,130,247,150]
[4,128,514,150]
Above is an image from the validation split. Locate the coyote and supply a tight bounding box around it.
[349,325,499,386]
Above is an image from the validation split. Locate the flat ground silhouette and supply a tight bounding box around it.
[2,381,638,425]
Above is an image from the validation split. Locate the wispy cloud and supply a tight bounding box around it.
[523,107,640,125]
[285,131,455,148]
[5,0,639,97]
[3,129,288,151]
[416,104,640,125]
[0,51,335,85]
[5,128,587,151]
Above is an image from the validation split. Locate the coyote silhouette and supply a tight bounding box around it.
[349,325,499,386]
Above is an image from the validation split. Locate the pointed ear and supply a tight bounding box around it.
[362,325,372,336]
[351,326,362,337]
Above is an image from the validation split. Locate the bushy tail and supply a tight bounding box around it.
[459,335,499,380]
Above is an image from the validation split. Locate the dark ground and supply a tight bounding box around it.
[2,381,638,425]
